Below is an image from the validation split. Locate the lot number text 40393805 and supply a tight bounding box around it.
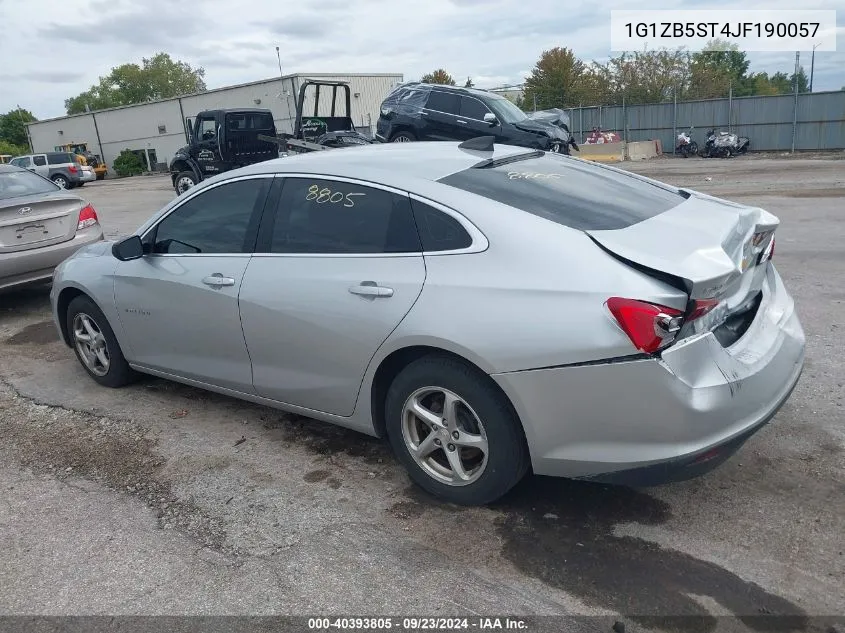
[307,617,529,630]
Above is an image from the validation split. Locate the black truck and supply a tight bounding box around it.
[169,80,371,195]
[169,109,279,195]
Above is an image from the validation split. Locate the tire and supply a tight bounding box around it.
[96,173,105,181]
[174,171,198,195]
[385,355,529,505]
[66,295,137,388]
[389,130,416,143]
[52,174,69,189]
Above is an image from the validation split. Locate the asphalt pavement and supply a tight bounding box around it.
[0,157,842,631]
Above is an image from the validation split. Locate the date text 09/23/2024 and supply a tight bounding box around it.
[308,617,528,631]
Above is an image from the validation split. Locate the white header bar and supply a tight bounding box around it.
[610,10,838,52]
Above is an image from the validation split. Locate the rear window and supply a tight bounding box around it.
[226,112,274,131]
[437,154,686,231]
[0,169,59,199]
[47,152,75,165]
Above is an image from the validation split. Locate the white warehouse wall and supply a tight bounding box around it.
[26,73,403,174]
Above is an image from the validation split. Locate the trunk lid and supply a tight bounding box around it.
[0,192,84,254]
[587,189,778,334]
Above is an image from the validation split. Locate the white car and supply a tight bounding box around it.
[79,165,96,184]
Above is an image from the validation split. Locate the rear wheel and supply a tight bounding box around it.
[174,171,198,195]
[390,130,416,143]
[66,295,137,388]
[52,174,69,189]
[385,355,529,505]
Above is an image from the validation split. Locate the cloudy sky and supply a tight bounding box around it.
[1,0,842,119]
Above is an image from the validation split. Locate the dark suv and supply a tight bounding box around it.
[376,83,574,153]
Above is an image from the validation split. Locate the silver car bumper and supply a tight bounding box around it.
[492,264,805,481]
[0,226,104,292]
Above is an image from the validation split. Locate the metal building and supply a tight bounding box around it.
[25,72,403,173]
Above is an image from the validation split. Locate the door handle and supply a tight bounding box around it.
[456,119,467,124]
[202,273,235,288]
[349,281,394,298]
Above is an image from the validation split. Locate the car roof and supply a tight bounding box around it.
[234,141,537,186]
[0,164,25,173]
[397,83,503,100]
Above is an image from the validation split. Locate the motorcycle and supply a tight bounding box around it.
[702,129,750,158]
[676,127,698,158]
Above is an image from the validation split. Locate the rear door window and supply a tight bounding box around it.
[437,154,686,231]
[33,155,48,166]
[425,91,460,115]
[269,178,421,254]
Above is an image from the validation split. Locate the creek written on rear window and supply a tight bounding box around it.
[437,155,686,231]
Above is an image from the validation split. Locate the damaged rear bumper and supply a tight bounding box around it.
[492,264,806,483]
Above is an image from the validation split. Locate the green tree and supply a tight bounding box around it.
[523,47,595,109]
[420,69,457,85]
[65,53,206,115]
[791,67,809,93]
[688,39,751,99]
[596,48,690,104]
[112,149,145,177]
[0,107,36,148]
[0,139,29,157]
[464,76,474,88]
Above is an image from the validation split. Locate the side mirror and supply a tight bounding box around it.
[112,235,144,261]
[483,113,498,126]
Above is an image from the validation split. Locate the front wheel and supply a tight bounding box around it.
[174,171,198,195]
[390,130,416,143]
[385,355,529,505]
[66,295,137,388]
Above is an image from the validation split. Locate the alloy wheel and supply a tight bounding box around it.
[72,313,110,377]
[401,386,489,486]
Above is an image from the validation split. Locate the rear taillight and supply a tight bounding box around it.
[77,204,98,230]
[606,297,684,354]
[688,298,720,321]
[68,165,78,174]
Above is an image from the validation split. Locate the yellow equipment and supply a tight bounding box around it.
[0,155,12,164]
[54,143,107,180]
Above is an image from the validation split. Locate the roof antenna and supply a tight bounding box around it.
[458,136,495,152]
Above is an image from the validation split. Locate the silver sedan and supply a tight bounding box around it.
[1,164,103,292]
[49,140,805,505]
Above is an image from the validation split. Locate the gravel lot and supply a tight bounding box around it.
[0,156,843,630]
